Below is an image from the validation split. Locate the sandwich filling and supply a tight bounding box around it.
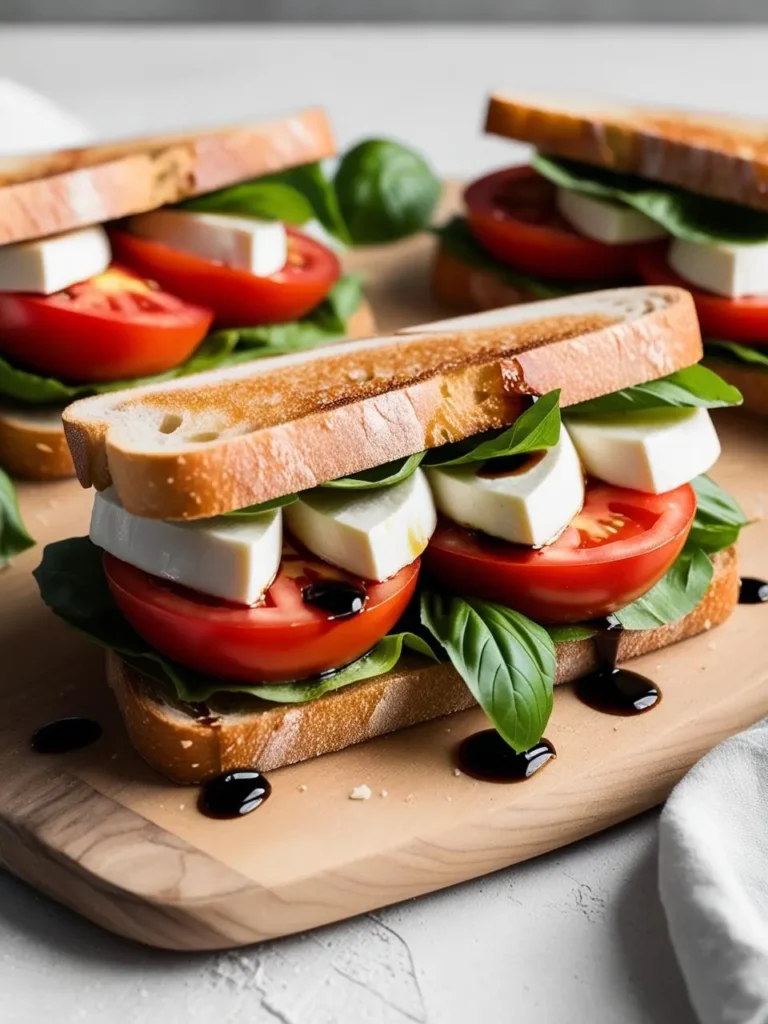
[36,367,748,758]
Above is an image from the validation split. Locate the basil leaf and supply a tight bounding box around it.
[260,161,351,244]
[533,154,768,246]
[224,494,298,518]
[323,452,425,490]
[421,592,555,753]
[614,548,714,630]
[34,537,435,705]
[705,339,768,371]
[566,366,742,417]
[547,624,596,643]
[425,390,561,468]
[687,475,748,554]
[334,139,441,244]
[181,179,316,226]
[0,468,35,567]
[434,217,566,299]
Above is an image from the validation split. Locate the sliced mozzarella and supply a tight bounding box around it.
[566,407,720,494]
[126,209,287,277]
[668,237,768,298]
[556,188,667,244]
[90,488,282,606]
[426,428,585,547]
[0,226,111,295]
[284,469,436,581]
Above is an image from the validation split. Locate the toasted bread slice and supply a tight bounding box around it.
[485,93,768,213]
[0,109,335,246]
[0,298,377,482]
[106,546,738,784]
[64,285,701,521]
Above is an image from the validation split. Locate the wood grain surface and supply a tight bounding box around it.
[0,229,767,951]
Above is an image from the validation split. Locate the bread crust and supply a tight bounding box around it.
[0,109,335,246]
[107,546,738,784]
[486,93,768,213]
[63,285,702,521]
[0,299,376,482]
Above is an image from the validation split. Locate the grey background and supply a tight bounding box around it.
[2,0,768,21]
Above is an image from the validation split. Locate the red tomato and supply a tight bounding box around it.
[0,267,213,382]
[424,481,696,623]
[464,166,655,283]
[637,246,768,344]
[104,547,419,683]
[110,226,340,327]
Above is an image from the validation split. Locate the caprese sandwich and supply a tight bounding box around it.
[35,286,747,784]
[436,92,768,417]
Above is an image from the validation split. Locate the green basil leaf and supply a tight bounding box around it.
[421,591,555,753]
[705,339,768,371]
[181,179,316,226]
[223,494,298,518]
[323,452,425,490]
[34,537,436,705]
[533,154,768,246]
[261,161,351,244]
[566,365,742,417]
[0,468,35,567]
[547,624,597,643]
[425,390,561,468]
[334,139,441,244]
[687,475,748,554]
[434,217,567,299]
[614,548,714,630]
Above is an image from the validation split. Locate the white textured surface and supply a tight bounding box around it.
[2,22,761,1022]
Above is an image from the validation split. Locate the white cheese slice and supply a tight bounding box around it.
[668,237,768,298]
[0,226,111,295]
[126,209,288,277]
[556,188,667,244]
[90,488,282,606]
[566,407,720,494]
[426,428,585,547]
[284,469,437,581]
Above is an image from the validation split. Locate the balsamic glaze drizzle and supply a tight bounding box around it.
[302,580,367,619]
[457,729,556,783]
[575,615,661,716]
[31,717,103,754]
[739,577,768,605]
[198,770,272,819]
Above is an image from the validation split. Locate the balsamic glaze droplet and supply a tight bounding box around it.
[575,614,661,716]
[31,717,102,754]
[198,770,272,819]
[302,580,366,619]
[457,729,556,783]
[739,577,768,605]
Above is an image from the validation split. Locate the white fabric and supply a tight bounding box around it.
[0,79,88,155]
[659,717,768,1024]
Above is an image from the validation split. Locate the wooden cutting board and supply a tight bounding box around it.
[1,230,767,952]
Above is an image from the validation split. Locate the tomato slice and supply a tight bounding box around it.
[0,267,213,382]
[464,166,655,283]
[110,226,340,327]
[637,245,768,344]
[424,481,696,623]
[104,546,419,683]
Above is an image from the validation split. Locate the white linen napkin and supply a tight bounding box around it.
[0,79,88,155]
[659,716,768,1024]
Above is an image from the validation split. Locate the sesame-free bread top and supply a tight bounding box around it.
[0,108,335,246]
[62,285,701,521]
[485,93,768,213]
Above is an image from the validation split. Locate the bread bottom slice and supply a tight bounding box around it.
[0,299,377,481]
[107,546,738,785]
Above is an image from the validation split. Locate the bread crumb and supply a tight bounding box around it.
[445,796,453,802]
[349,784,372,801]
[704,619,712,630]
[191,763,200,768]
[179,804,185,810]
[707,641,717,651]
[405,793,414,803]
[47,499,59,509]
[453,768,462,776]
[298,784,307,792]
[380,789,388,798]
[180,739,193,749]
[166,477,174,484]
[35,442,53,453]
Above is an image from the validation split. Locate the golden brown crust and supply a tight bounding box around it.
[0,109,335,245]
[485,93,768,213]
[107,547,738,784]
[0,299,375,482]
[704,357,768,418]
[63,285,702,521]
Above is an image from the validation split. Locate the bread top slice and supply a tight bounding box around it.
[0,108,334,246]
[485,93,768,212]
[63,285,701,521]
